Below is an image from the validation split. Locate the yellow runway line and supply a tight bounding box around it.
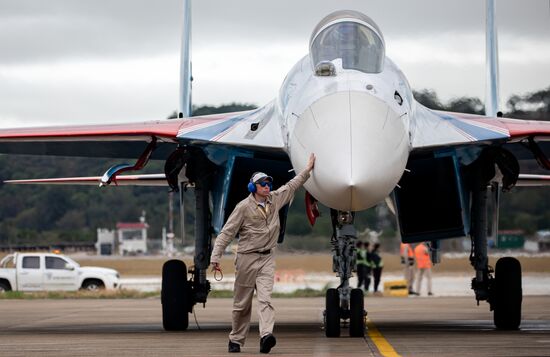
[366,318,401,357]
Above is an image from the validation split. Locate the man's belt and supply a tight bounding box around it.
[240,249,272,255]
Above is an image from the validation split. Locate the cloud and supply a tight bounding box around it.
[0,55,178,86]
[0,0,548,126]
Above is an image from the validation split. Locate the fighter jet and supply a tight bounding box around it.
[1,0,549,336]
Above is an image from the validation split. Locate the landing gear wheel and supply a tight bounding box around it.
[325,288,340,337]
[349,288,365,337]
[493,257,522,330]
[161,260,190,331]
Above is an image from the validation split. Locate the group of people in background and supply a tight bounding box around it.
[401,242,433,296]
[354,240,434,297]
[355,241,384,295]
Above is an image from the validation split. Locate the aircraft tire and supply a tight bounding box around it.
[349,288,365,337]
[493,257,522,330]
[325,288,340,337]
[161,260,190,331]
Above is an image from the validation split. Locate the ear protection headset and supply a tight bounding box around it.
[248,172,273,193]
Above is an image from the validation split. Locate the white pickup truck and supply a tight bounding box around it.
[0,252,120,292]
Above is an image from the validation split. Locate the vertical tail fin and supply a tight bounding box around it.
[485,0,500,117]
[179,0,192,118]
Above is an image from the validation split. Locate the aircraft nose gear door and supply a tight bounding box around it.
[324,210,366,337]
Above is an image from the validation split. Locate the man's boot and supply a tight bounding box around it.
[259,334,276,354]
[228,341,241,353]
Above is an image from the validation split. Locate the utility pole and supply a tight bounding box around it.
[166,191,175,257]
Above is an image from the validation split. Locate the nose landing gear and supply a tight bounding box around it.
[323,210,367,337]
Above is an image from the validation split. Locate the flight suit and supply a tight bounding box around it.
[210,169,310,346]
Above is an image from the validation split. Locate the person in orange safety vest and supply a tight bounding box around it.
[400,242,417,295]
[414,242,433,296]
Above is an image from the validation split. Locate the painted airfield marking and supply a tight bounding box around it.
[366,318,401,357]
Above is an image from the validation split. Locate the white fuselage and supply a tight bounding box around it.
[277,55,412,211]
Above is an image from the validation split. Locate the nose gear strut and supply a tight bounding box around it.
[323,209,366,337]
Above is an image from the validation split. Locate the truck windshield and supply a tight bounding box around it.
[63,256,80,268]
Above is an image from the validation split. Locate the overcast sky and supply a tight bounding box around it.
[0,0,549,127]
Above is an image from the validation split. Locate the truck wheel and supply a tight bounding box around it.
[81,279,105,291]
[0,281,11,293]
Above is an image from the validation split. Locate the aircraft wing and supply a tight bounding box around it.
[0,104,286,187]
[410,105,550,178]
[407,103,550,191]
[0,102,285,160]
[410,104,550,151]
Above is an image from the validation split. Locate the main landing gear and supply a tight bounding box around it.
[161,148,215,331]
[324,210,366,337]
[468,149,522,330]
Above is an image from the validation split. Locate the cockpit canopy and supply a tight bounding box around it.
[310,10,385,74]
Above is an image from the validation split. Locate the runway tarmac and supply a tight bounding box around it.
[0,296,549,356]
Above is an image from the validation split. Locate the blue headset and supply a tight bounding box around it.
[248,172,273,193]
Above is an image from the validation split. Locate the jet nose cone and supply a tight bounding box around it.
[290,91,409,211]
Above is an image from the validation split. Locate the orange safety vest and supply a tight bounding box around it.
[400,243,414,258]
[414,243,432,269]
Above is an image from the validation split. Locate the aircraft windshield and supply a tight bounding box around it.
[310,14,385,74]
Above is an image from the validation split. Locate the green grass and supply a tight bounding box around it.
[209,285,329,299]
[0,289,159,299]
[275,284,329,298]
[208,289,235,298]
[273,288,325,298]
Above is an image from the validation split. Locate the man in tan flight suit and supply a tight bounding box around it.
[211,153,315,354]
